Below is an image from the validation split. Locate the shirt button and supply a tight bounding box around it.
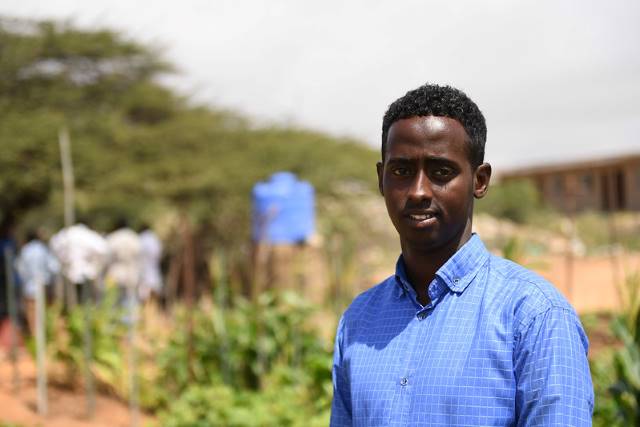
[400,377,408,386]
[417,312,426,320]
[454,278,460,284]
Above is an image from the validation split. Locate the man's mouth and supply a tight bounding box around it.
[408,213,435,221]
[405,210,438,227]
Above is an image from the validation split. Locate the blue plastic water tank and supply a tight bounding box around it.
[252,172,315,243]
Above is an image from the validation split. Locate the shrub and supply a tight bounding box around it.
[153,291,334,423]
[476,179,549,224]
[592,273,640,426]
[40,287,128,394]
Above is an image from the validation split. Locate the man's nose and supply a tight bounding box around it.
[407,170,433,201]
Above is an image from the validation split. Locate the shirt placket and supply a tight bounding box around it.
[391,280,445,426]
[387,313,420,426]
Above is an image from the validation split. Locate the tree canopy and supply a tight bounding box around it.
[0,17,379,247]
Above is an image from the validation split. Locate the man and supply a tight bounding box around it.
[15,229,60,334]
[105,219,142,311]
[330,84,593,426]
[50,222,109,304]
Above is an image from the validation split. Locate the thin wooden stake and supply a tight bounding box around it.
[58,127,75,227]
[83,279,95,418]
[606,171,622,308]
[3,247,20,391]
[213,250,230,385]
[126,284,139,427]
[35,275,48,415]
[181,216,196,381]
[58,127,77,311]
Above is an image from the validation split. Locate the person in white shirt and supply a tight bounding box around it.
[105,219,142,314]
[50,223,109,303]
[106,221,141,288]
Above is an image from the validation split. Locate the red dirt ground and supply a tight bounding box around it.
[0,351,155,427]
[536,252,640,313]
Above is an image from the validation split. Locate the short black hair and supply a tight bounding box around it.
[381,83,487,168]
[25,229,39,242]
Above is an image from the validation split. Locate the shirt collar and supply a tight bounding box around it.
[394,257,413,298]
[394,234,489,297]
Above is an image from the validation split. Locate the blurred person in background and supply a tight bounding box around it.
[50,222,109,304]
[330,83,593,426]
[0,217,22,351]
[138,223,163,304]
[15,228,60,335]
[106,218,141,312]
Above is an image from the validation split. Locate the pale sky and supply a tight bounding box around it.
[2,0,639,171]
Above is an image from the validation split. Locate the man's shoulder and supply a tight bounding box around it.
[21,240,40,253]
[341,275,397,324]
[487,253,578,326]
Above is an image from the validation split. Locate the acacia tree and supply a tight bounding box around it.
[0,16,381,292]
[0,17,177,224]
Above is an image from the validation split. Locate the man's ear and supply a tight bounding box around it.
[376,161,384,195]
[473,162,492,199]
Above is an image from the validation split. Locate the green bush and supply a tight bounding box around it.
[156,291,332,392]
[35,282,335,424]
[39,287,128,394]
[158,366,331,427]
[476,179,550,224]
[575,212,640,253]
[591,273,640,426]
[592,349,619,426]
[152,291,334,424]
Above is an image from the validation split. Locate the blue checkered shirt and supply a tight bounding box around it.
[331,234,593,426]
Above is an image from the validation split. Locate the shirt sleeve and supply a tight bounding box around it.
[330,315,352,427]
[514,306,594,426]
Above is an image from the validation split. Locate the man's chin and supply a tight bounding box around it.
[401,235,443,254]
[400,231,468,256]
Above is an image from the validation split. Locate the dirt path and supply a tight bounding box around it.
[535,252,640,313]
[0,352,155,427]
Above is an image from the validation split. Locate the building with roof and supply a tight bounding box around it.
[499,152,640,213]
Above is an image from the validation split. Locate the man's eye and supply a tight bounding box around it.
[432,167,455,179]
[391,167,411,176]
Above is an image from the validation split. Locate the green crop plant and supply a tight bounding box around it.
[591,272,640,426]
[153,290,334,418]
[607,312,640,424]
[41,287,128,395]
[156,290,333,391]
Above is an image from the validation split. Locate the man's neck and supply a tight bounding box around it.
[401,231,472,306]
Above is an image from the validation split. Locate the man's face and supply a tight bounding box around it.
[377,116,490,255]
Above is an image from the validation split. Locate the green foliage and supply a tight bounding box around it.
[592,349,619,426]
[0,18,172,113]
[501,236,524,262]
[37,286,334,424]
[591,273,640,426]
[147,290,334,425]
[43,287,128,394]
[158,367,330,427]
[608,312,640,424]
[155,291,333,403]
[476,179,550,224]
[574,212,640,254]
